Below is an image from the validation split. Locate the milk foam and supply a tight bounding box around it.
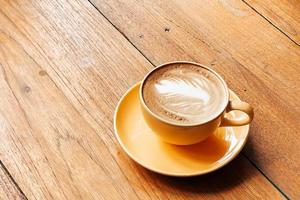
[143,64,227,124]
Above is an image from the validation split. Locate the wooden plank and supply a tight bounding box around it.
[0,162,26,200]
[244,0,300,45]
[0,0,285,199]
[0,22,140,200]
[87,0,300,198]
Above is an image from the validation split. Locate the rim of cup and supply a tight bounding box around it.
[139,61,230,127]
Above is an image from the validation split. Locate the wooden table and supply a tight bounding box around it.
[0,0,299,199]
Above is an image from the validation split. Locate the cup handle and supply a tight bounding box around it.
[220,100,254,126]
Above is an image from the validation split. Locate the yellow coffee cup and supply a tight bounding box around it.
[140,61,253,145]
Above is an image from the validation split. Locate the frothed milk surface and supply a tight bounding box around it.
[142,64,227,124]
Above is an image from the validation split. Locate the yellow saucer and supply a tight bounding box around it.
[114,82,249,176]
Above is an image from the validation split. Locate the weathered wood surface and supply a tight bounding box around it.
[0,0,297,198]
[245,0,300,45]
[0,162,26,200]
[88,0,300,198]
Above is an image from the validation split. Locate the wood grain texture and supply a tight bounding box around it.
[0,0,285,199]
[88,0,300,198]
[0,162,26,200]
[244,0,300,45]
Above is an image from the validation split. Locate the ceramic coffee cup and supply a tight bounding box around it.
[140,61,254,145]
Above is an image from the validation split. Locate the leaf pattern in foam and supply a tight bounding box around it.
[155,77,211,115]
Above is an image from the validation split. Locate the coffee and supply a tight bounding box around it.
[142,63,228,124]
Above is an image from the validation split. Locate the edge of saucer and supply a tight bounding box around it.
[113,82,250,177]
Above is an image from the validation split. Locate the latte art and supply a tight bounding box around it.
[142,64,227,124]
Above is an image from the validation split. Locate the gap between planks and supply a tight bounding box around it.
[0,160,28,200]
[241,0,299,47]
[241,153,290,200]
[87,0,156,67]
